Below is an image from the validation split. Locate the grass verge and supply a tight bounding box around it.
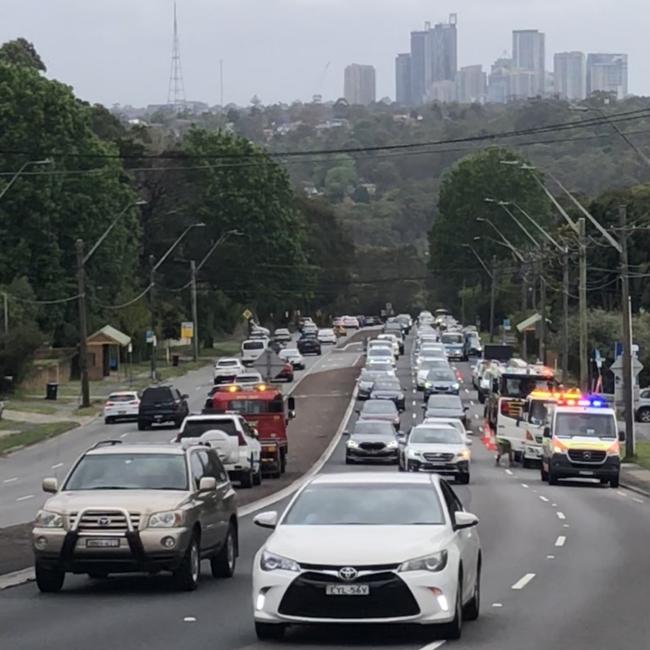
[627,440,650,470]
[0,421,79,454]
[3,401,59,415]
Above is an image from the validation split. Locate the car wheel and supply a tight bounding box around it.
[137,420,147,431]
[280,451,287,474]
[638,407,650,423]
[35,561,65,593]
[345,455,354,465]
[540,462,549,482]
[104,417,112,425]
[255,622,286,640]
[173,535,200,591]
[522,457,530,469]
[464,557,481,621]
[457,473,470,485]
[240,467,254,488]
[442,570,463,640]
[548,469,559,486]
[253,462,262,486]
[610,475,620,488]
[210,524,236,578]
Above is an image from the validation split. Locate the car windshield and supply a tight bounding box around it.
[363,401,397,414]
[366,362,393,371]
[427,370,456,381]
[409,427,463,444]
[283,484,444,525]
[503,376,557,398]
[424,419,464,434]
[427,396,462,409]
[555,413,616,439]
[369,347,392,356]
[107,393,137,403]
[528,400,550,426]
[283,350,300,357]
[352,421,396,436]
[442,333,463,344]
[64,454,188,491]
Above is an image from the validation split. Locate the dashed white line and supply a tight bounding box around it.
[412,413,417,419]
[556,512,566,520]
[539,495,549,503]
[473,414,479,419]
[512,573,536,590]
[183,617,197,622]
[3,477,18,484]
[521,483,529,488]
[616,491,627,497]
[16,494,34,502]
[555,536,566,547]
[469,400,475,406]
[563,524,570,528]
[632,497,644,504]
[491,602,504,608]
[419,641,446,650]
[412,400,417,406]
[547,555,555,560]
[505,469,514,476]
[51,463,63,470]
[120,432,129,438]
[552,503,557,507]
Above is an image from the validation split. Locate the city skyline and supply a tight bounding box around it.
[0,0,644,107]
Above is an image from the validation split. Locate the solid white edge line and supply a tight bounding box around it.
[556,512,566,520]
[555,536,566,547]
[238,384,359,518]
[539,495,549,502]
[511,573,535,590]
[0,568,35,590]
[419,641,446,650]
[505,469,513,476]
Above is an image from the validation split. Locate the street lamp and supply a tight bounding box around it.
[475,217,525,262]
[77,199,148,408]
[484,198,540,249]
[189,229,243,361]
[0,159,52,202]
[149,222,206,379]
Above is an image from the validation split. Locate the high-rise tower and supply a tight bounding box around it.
[167,1,186,110]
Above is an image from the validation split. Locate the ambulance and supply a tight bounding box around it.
[541,394,623,487]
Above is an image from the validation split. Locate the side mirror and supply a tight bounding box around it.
[543,426,551,438]
[182,394,189,400]
[254,511,279,529]
[198,476,217,491]
[342,430,350,437]
[618,430,626,442]
[355,409,360,415]
[454,511,479,530]
[287,396,296,412]
[42,477,58,493]
[463,406,469,412]
[465,437,473,446]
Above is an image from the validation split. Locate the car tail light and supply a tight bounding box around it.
[105,402,114,407]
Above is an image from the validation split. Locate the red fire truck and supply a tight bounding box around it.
[204,384,296,478]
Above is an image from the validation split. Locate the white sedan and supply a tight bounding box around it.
[252,472,481,641]
[317,328,337,344]
[103,391,140,424]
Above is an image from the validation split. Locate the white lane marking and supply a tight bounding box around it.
[539,495,549,502]
[473,414,479,419]
[632,497,644,504]
[491,603,503,608]
[3,477,18,484]
[464,388,470,394]
[419,642,446,650]
[521,483,529,488]
[563,524,570,528]
[556,512,566,520]
[120,432,129,438]
[412,400,417,406]
[547,555,555,560]
[16,494,34,502]
[51,463,64,470]
[505,469,513,476]
[512,573,535,590]
[183,617,197,622]
[469,400,474,406]
[412,413,417,419]
[555,536,566,547]
[552,503,557,507]
[617,491,627,497]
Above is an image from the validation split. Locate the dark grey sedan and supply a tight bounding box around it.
[344,420,400,464]
[423,369,460,400]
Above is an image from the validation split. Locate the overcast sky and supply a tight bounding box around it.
[0,0,646,107]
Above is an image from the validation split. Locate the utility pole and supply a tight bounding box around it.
[149,254,157,381]
[76,239,90,408]
[489,255,497,342]
[578,218,589,391]
[539,274,547,364]
[562,252,570,384]
[460,278,466,325]
[190,260,199,362]
[619,205,635,458]
[2,291,8,335]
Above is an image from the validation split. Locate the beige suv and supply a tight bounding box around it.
[32,440,238,592]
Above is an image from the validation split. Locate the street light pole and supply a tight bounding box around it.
[489,255,497,342]
[562,253,570,384]
[578,217,589,391]
[190,260,199,362]
[0,159,52,202]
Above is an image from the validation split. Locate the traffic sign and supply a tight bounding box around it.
[181,321,194,339]
[503,319,511,331]
[145,330,155,344]
[242,309,253,320]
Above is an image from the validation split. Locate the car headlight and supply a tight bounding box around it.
[347,439,359,448]
[456,449,471,461]
[452,383,460,390]
[408,449,422,459]
[424,382,432,388]
[148,510,184,528]
[398,550,448,573]
[34,510,64,528]
[261,550,301,572]
[386,440,398,449]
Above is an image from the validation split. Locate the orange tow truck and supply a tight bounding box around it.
[204,384,296,478]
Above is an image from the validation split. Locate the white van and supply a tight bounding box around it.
[241,339,267,366]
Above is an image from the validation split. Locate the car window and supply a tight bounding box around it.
[240,420,255,438]
[440,480,464,522]
[209,451,229,483]
[107,393,137,402]
[190,452,205,489]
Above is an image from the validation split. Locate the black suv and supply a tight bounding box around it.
[298,334,322,356]
[138,385,190,430]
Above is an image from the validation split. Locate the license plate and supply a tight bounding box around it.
[118,411,126,415]
[579,470,594,476]
[325,584,369,596]
[85,538,120,548]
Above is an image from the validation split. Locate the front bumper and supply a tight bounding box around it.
[32,526,192,574]
[346,447,399,463]
[407,459,469,476]
[548,453,620,479]
[253,563,459,625]
[523,443,543,460]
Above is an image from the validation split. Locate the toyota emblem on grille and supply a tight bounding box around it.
[338,567,358,582]
[98,517,111,527]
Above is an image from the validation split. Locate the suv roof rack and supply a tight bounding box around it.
[91,440,124,449]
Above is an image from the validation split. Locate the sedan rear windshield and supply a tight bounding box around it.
[107,394,137,402]
[64,454,188,491]
[217,360,239,367]
[283,484,444,526]
[362,401,397,414]
[352,421,396,436]
[373,382,401,392]
[427,395,462,409]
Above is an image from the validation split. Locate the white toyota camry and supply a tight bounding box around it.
[251,472,481,641]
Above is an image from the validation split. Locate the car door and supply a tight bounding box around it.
[190,450,220,552]
[440,480,478,603]
[240,418,261,467]
[204,449,236,545]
